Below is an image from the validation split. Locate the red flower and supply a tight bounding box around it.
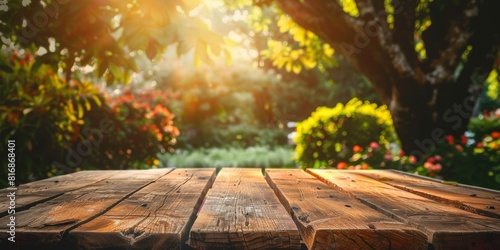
[361,163,369,170]
[491,131,500,139]
[476,142,483,148]
[427,157,436,163]
[337,162,348,170]
[460,135,467,145]
[353,145,363,153]
[446,135,454,145]
[398,150,405,157]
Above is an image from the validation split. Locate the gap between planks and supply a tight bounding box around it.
[0,168,174,249]
[265,169,428,250]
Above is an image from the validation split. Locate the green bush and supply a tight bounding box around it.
[0,51,179,187]
[176,124,288,149]
[158,146,296,169]
[295,98,396,168]
[468,111,500,140]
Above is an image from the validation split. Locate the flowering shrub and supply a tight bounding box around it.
[411,132,500,189]
[295,98,397,168]
[89,88,179,169]
[0,51,179,187]
[0,51,103,185]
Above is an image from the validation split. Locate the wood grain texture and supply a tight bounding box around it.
[265,169,428,250]
[308,169,500,250]
[69,168,216,250]
[0,169,172,249]
[0,170,123,216]
[190,168,300,250]
[357,170,500,219]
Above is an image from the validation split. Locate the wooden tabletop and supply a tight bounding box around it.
[1,168,499,250]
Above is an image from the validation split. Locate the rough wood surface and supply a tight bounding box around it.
[190,168,300,249]
[69,168,216,250]
[265,169,428,250]
[0,170,123,216]
[357,170,500,219]
[0,169,172,249]
[308,169,500,250]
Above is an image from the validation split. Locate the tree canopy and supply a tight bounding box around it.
[229,0,500,155]
[1,0,225,83]
[2,0,500,155]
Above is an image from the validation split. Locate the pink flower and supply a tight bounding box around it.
[369,142,380,150]
[431,163,442,172]
[408,155,417,164]
[455,145,463,152]
[424,162,433,169]
[384,154,392,161]
[434,155,442,161]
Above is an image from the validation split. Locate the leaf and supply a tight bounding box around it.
[77,103,84,119]
[0,64,13,73]
[91,95,102,107]
[146,40,158,60]
[194,41,209,67]
[285,61,292,72]
[292,63,302,74]
[223,48,232,65]
[176,27,197,57]
[108,63,122,79]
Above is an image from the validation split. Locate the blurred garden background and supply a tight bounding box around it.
[1,0,499,190]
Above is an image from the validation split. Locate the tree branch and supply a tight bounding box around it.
[422,1,481,84]
[393,0,418,69]
[276,0,396,104]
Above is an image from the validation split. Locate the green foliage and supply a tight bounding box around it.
[295,98,396,168]
[0,50,102,185]
[1,0,224,84]
[80,89,179,170]
[0,51,179,187]
[468,111,500,141]
[177,124,288,149]
[413,132,500,190]
[158,146,296,169]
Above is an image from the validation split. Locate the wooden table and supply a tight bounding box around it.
[1,168,499,250]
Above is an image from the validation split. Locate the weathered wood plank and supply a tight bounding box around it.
[0,170,125,216]
[190,168,300,249]
[308,169,500,250]
[357,170,500,219]
[0,169,172,249]
[266,169,428,250]
[69,168,216,250]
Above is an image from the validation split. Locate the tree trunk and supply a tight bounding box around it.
[389,78,479,157]
[276,0,500,156]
